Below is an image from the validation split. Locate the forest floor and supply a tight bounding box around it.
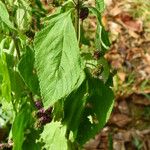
[84,0,150,149]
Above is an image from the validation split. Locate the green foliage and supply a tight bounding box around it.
[64,74,114,145]
[98,57,110,82]
[0,51,11,102]
[63,80,88,132]
[90,7,111,52]
[95,0,105,13]
[18,46,40,95]
[0,0,114,149]
[12,102,32,150]
[0,1,15,29]
[22,128,43,150]
[40,122,68,150]
[76,75,114,144]
[34,10,84,108]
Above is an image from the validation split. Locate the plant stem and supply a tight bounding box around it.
[65,128,70,139]
[11,97,17,115]
[12,35,21,60]
[74,0,80,41]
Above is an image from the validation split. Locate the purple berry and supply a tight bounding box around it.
[39,115,52,125]
[45,107,52,114]
[80,7,89,20]
[35,100,43,109]
[37,108,45,117]
[40,116,47,123]
[93,51,100,60]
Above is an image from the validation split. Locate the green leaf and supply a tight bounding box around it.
[16,8,26,30]
[3,53,25,99]
[76,76,114,145]
[23,129,43,150]
[0,1,15,29]
[63,80,88,133]
[12,102,32,150]
[40,121,68,150]
[0,52,11,102]
[53,99,64,121]
[96,23,110,52]
[34,11,84,108]
[95,0,105,13]
[98,57,110,83]
[15,7,31,31]
[54,72,85,122]
[90,7,110,52]
[18,46,40,95]
[9,69,25,98]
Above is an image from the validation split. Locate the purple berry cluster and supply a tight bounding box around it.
[79,7,89,20]
[34,100,52,126]
[93,50,101,60]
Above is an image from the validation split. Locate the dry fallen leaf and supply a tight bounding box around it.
[116,12,143,32]
[132,94,150,106]
[117,72,126,83]
[109,5,122,17]
[114,130,131,142]
[110,114,132,127]
[118,100,130,115]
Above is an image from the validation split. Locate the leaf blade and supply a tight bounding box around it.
[95,0,105,13]
[0,1,15,29]
[40,122,68,150]
[34,11,84,108]
[0,52,11,102]
[18,46,40,95]
[76,76,114,145]
[12,103,32,150]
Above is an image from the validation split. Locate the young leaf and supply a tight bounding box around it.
[40,121,68,150]
[0,1,15,29]
[76,76,114,145]
[18,46,40,95]
[95,0,105,13]
[34,11,84,108]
